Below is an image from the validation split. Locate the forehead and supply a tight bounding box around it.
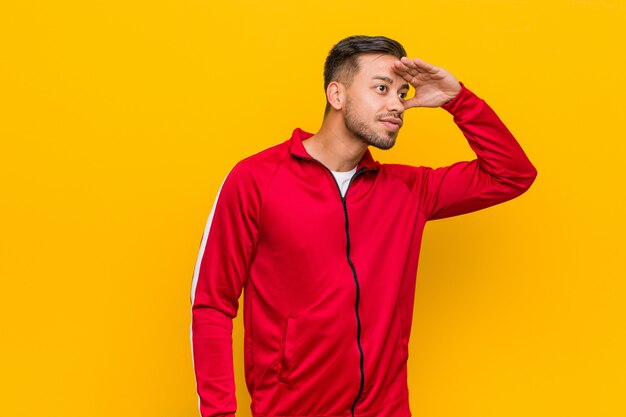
[354,53,402,82]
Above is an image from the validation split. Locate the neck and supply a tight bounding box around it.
[303,112,368,172]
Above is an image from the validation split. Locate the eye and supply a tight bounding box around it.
[376,85,387,93]
[399,91,408,100]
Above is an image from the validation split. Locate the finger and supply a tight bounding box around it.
[392,60,417,82]
[402,96,423,110]
[393,59,423,80]
[401,56,439,75]
[411,57,439,74]
[398,57,423,74]
[400,56,415,66]
[392,60,412,75]
[392,59,407,72]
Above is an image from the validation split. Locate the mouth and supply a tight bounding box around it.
[379,117,403,131]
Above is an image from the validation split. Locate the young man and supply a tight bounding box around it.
[190,35,537,417]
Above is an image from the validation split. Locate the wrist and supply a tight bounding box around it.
[441,81,466,110]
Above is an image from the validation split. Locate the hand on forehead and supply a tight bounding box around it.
[392,56,443,83]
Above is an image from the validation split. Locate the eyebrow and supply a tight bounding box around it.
[372,75,409,90]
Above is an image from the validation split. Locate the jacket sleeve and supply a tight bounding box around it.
[190,161,261,417]
[417,82,537,220]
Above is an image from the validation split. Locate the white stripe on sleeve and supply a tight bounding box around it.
[189,170,231,416]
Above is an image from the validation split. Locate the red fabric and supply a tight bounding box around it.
[191,83,537,417]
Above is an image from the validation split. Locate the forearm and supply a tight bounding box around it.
[441,82,537,190]
[192,306,237,417]
[420,82,537,220]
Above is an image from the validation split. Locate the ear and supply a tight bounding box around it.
[326,81,345,111]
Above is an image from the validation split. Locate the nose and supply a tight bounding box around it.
[386,94,404,116]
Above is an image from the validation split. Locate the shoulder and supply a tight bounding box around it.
[234,137,291,175]
[221,137,292,199]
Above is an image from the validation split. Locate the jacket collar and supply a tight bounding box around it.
[288,128,379,171]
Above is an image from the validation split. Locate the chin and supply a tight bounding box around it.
[371,138,396,150]
[380,132,399,150]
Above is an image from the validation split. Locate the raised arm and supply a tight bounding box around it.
[191,162,260,417]
[393,57,537,219]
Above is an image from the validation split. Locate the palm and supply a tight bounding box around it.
[392,57,461,108]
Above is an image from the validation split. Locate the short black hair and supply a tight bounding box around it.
[323,35,407,112]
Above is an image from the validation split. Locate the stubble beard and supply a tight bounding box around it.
[344,98,398,150]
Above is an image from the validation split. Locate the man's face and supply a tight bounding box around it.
[342,54,409,150]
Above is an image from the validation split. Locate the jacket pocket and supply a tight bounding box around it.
[278,316,297,383]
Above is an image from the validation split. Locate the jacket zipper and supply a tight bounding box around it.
[317,162,372,417]
[292,153,373,416]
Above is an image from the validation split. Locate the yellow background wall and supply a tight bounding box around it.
[1,1,624,416]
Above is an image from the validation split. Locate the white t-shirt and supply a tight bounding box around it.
[330,166,357,198]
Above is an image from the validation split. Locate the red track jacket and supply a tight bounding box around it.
[190,83,537,417]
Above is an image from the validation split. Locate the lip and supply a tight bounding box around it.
[379,118,403,130]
